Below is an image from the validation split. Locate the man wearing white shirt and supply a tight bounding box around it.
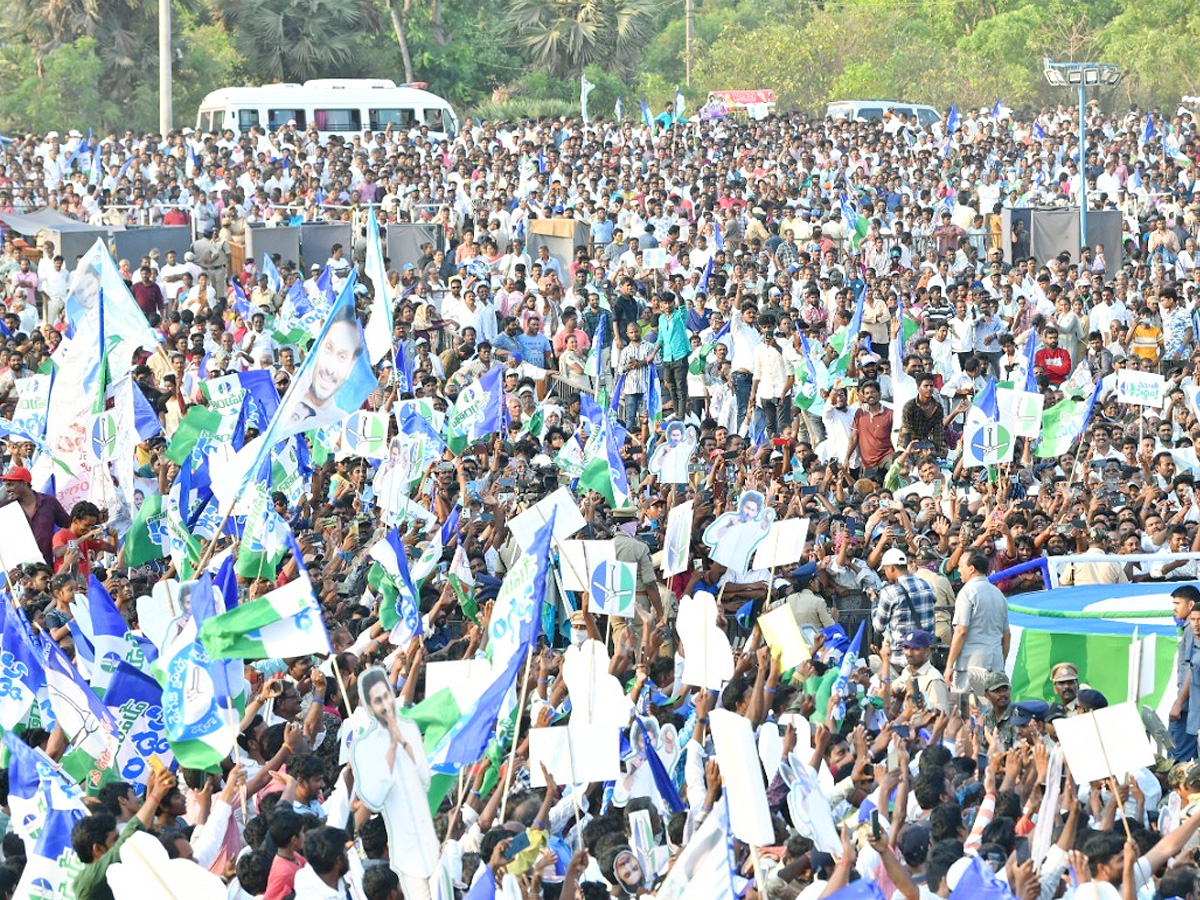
[159,250,191,304]
[39,255,70,324]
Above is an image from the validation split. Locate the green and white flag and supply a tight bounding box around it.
[1036,381,1100,458]
[124,494,169,566]
[554,433,586,478]
[447,544,479,624]
[578,412,631,508]
[165,406,226,465]
[200,577,331,660]
[235,483,290,579]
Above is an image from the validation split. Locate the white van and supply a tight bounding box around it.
[196,79,459,141]
[826,100,941,128]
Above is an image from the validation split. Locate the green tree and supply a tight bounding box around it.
[217,0,383,83]
[1101,0,1200,106]
[503,0,661,78]
[0,38,120,132]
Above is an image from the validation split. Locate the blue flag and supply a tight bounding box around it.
[646,362,663,428]
[256,270,377,449]
[826,881,886,900]
[85,575,157,695]
[831,620,865,719]
[373,527,423,645]
[639,100,655,132]
[698,256,714,293]
[991,98,1001,119]
[947,104,960,134]
[0,603,46,730]
[19,799,86,898]
[229,278,255,319]
[394,341,414,393]
[429,510,556,771]
[464,868,497,900]
[105,661,174,787]
[1022,330,1039,392]
[635,716,685,812]
[1143,113,1156,145]
[949,856,1018,899]
[261,253,283,293]
[1032,121,1046,140]
[397,403,447,454]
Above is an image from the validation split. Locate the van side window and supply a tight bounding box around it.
[314,109,362,132]
[424,108,446,131]
[237,109,260,131]
[917,109,939,127]
[859,107,884,122]
[268,109,307,130]
[369,108,416,131]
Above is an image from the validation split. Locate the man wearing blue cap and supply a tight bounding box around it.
[1011,700,1053,749]
[784,562,835,630]
[890,629,950,715]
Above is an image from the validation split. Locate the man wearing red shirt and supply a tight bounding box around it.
[51,500,117,578]
[1033,326,1072,386]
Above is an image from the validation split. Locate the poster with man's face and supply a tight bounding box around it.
[702,490,775,573]
[648,422,696,484]
[274,301,375,442]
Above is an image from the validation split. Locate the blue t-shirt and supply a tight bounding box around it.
[516,332,553,368]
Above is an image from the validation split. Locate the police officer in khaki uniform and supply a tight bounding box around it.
[1050,661,1082,715]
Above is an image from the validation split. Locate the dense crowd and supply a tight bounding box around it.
[0,99,1195,900]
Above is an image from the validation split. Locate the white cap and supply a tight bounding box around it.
[46,131,59,139]
[881,548,909,567]
[182,127,194,135]
[68,129,82,138]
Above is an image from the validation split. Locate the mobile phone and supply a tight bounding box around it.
[722,450,738,460]
[892,724,910,738]
[801,485,818,496]
[504,831,532,860]
[772,437,789,447]
[497,477,515,488]
[871,810,881,841]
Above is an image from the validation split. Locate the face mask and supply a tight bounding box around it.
[570,627,588,647]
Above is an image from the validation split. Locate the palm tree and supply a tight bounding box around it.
[218,0,382,83]
[504,0,659,78]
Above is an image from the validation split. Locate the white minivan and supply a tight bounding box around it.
[826,100,941,128]
[197,79,459,141]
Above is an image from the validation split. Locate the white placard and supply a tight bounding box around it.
[0,500,50,571]
[559,539,615,593]
[562,639,632,727]
[677,591,734,690]
[424,659,492,702]
[661,500,694,578]
[508,486,587,552]
[529,723,620,787]
[642,247,668,269]
[1116,370,1165,408]
[752,517,810,571]
[708,709,774,846]
[1053,702,1154,784]
[997,386,1045,439]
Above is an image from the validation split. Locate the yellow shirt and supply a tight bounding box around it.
[1130,322,1161,361]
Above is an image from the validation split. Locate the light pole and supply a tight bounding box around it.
[159,0,173,135]
[1043,59,1121,256]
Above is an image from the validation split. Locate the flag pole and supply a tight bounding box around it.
[499,644,536,822]
[330,655,355,717]
[564,727,585,851]
[223,703,249,820]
